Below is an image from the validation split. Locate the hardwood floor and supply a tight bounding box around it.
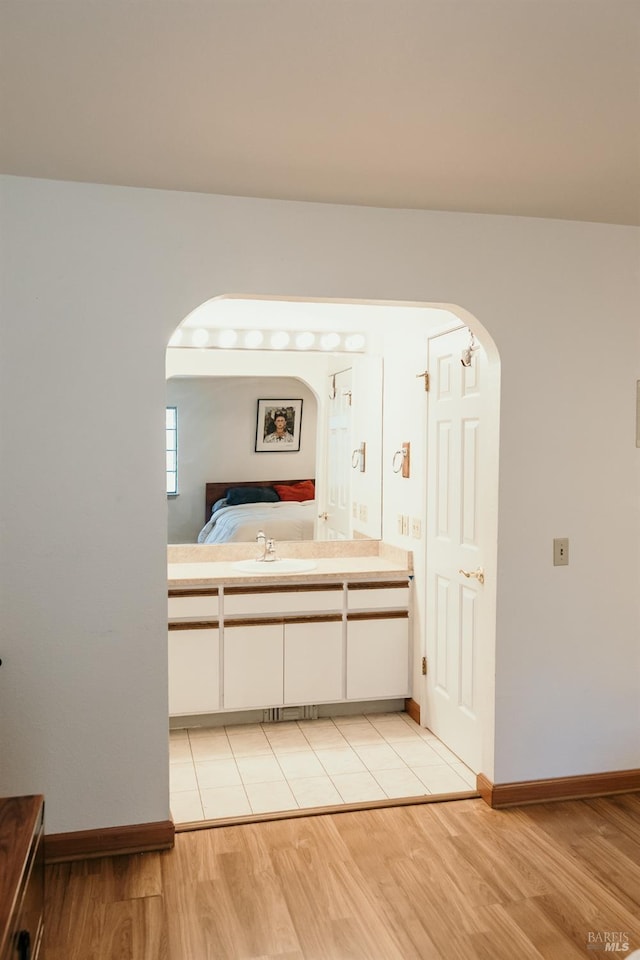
[45,793,640,959]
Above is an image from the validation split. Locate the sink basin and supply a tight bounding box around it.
[232,558,318,574]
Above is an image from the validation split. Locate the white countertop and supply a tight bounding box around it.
[168,555,412,587]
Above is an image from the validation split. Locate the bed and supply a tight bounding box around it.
[197,479,316,544]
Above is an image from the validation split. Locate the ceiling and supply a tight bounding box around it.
[1,1,639,226]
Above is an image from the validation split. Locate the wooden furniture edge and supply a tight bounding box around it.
[404,697,420,725]
[224,613,343,627]
[169,619,220,630]
[347,581,410,590]
[0,795,45,958]
[44,818,175,864]
[225,583,343,595]
[476,768,640,808]
[347,610,409,621]
[169,587,219,597]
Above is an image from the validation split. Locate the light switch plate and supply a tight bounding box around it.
[553,538,569,566]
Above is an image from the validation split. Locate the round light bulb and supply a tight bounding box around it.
[320,332,341,351]
[270,331,290,349]
[244,329,264,349]
[191,328,209,348]
[218,329,238,349]
[295,331,315,350]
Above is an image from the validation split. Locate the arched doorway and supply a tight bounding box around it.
[165,296,500,820]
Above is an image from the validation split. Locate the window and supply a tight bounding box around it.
[166,406,178,495]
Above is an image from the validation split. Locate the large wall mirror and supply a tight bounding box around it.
[166,298,387,546]
[166,297,461,547]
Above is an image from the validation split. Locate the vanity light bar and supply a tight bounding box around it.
[179,329,367,352]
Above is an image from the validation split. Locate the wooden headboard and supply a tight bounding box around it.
[205,479,315,523]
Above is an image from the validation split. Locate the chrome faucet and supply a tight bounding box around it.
[255,530,266,560]
[264,538,277,561]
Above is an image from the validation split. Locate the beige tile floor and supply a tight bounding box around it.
[170,712,477,824]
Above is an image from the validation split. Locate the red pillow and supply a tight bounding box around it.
[273,480,315,502]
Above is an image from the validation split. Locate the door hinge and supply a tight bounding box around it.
[416,370,430,392]
[421,656,427,676]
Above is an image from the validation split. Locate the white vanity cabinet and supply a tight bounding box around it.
[167,571,411,717]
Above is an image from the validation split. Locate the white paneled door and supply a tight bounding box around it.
[425,327,492,772]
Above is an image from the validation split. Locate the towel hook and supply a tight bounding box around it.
[392,442,410,476]
[392,449,406,473]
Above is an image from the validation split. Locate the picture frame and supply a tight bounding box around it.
[255,399,303,452]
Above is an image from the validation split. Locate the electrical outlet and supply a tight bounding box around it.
[411,517,422,539]
[553,537,569,566]
[359,504,368,522]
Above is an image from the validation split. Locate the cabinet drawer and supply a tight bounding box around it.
[168,591,219,619]
[224,586,343,618]
[347,582,409,611]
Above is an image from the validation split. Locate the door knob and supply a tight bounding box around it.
[459,567,485,584]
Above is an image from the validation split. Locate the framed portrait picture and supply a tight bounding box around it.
[255,399,303,452]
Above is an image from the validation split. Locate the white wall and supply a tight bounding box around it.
[1,175,638,833]
[166,376,318,542]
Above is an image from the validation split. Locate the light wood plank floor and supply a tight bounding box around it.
[45,793,640,959]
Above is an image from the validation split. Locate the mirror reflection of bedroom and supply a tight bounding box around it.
[167,375,322,546]
[166,298,387,545]
[167,297,477,826]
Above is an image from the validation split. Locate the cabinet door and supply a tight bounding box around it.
[346,616,410,700]
[168,628,220,715]
[284,620,344,704]
[223,623,284,709]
